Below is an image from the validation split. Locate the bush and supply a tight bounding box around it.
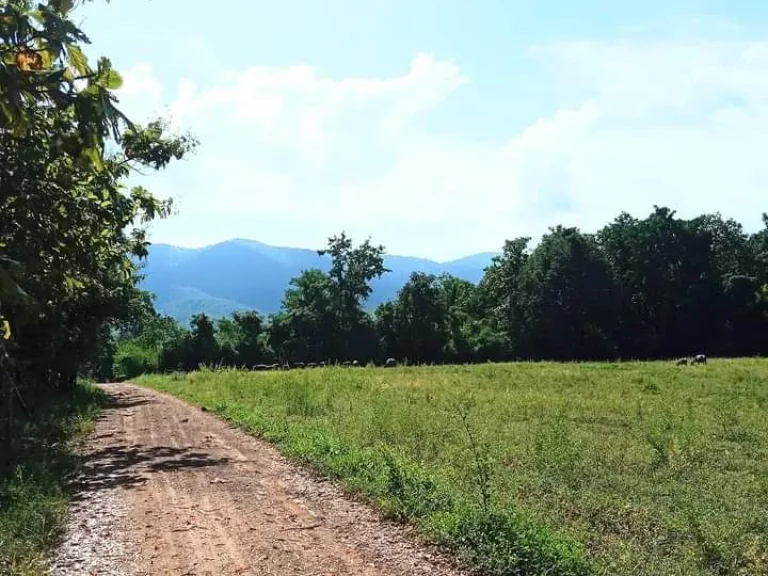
[114,340,158,379]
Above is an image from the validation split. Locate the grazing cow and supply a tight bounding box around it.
[384,357,397,368]
[319,361,327,367]
[691,354,707,365]
[675,357,689,366]
[352,360,360,367]
[307,362,317,368]
[342,361,351,367]
[294,362,305,369]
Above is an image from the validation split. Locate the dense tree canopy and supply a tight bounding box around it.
[516,226,618,360]
[0,0,194,427]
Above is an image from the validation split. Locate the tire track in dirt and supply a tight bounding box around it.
[147,389,247,575]
[163,407,249,572]
[163,402,377,575]
[129,387,210,574]
[53,383,469,576]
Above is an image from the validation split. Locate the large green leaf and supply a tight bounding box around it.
[81,144,104,172]
[66,44,89,76]
[103,69,123,90]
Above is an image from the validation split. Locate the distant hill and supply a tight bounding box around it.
[138,239,499,325]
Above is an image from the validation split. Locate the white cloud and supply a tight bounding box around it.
[115,42,768,260]
[118,63,165,120]
[520,40,768,233]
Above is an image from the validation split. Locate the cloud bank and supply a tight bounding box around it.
[117,41,768,260]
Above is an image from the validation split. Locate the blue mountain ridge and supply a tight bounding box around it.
[138,239,499,325]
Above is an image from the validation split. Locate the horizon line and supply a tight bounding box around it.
[149,237,502,265]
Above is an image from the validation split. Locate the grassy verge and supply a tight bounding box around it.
[0,382,104,576]
[138,360,768,576]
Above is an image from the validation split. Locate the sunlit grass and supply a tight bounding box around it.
[139,359,768,575]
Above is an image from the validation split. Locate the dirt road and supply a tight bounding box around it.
[49,383,467,576]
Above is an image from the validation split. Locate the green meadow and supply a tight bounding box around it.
[139,359,768,576]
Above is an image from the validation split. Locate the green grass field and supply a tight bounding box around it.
[0,383,103,576]
[138,360,768,576]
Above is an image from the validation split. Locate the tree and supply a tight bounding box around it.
[188,313,219,367]
[320,232,389,305]
[437,274,477,362]
[689,214,753,279]
[215,316,241,365]
[1,111,193,387]
[0,0,196,405]
[318,233,388,360]
[268,270,336,363]
[475,237,530,356]
[382,273,449,363]
[721,274,767,356]
[598,207,722,358]
[266,234,388,364]
[517,226,617,360]
[374,300,399,361]
[112,290,184,378]
[749,214,768,282]
[215,310,270,367]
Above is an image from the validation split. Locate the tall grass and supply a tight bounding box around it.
[0,383,103,575]
[139,360,768,576]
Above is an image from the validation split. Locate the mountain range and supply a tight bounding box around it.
[138,239,499,325]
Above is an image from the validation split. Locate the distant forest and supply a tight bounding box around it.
[107,206,768,379]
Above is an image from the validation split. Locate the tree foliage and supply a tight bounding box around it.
[517,226,617,360]
[0,0,195,410]
[318,232,388,359]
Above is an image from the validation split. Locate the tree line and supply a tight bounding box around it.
[109,208,768,379]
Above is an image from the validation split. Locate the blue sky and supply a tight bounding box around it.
[77,0,768,260]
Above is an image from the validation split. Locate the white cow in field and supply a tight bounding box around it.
[675,354,707,366]
[691,354,707,365]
